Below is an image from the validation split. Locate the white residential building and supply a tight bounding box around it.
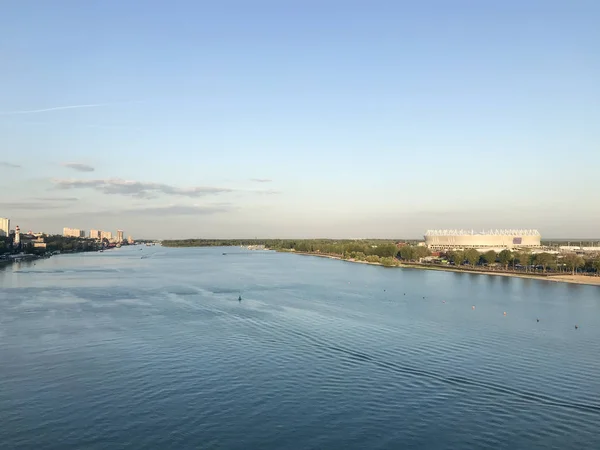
[0,217,9,237]
[63,227,85,238]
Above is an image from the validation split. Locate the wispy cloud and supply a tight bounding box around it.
[62,162,95,172]
[52,178,234,199]
[253,189,281,195]
[250,178,272,183]
[0,161,21,168]
[67,204,234,217]
[0,196,78,210]
[0,101,140,116]
[119,204,233,216]
[0,201,70,210]
[34,196,79,202]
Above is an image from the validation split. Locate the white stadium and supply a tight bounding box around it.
[424,229,541,252]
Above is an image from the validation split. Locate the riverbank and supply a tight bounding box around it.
[290,251,600,287]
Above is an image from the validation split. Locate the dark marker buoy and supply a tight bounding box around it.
[238,295,242,302]
[575,325,579,329]
[537,318,540,322]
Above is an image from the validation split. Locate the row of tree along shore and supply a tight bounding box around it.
[160,239,600,276]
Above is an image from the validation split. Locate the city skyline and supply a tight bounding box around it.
[1,1,599,239]
[0,220,128,241]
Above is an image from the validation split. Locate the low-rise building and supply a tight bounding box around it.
[33,237,46,249]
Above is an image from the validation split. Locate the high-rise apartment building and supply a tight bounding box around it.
[100,231,112,241]
[117,230,124,243]
[0,217,9,237]
[90,229,101,239]
[63,227,85,238]
[128,235,134,244]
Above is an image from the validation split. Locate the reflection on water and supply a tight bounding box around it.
[1,247,600,450]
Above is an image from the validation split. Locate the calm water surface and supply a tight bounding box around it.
[1,246,600,449]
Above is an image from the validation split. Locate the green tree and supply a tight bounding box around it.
[380,257,398,267]
[593,258,600,276]
[518,251,531,272]
[482,250,497,265]
[354,252,366,261]
[563,253,584,275]
[465,248,480,267]
[372,243,399,258]
[534,252,555,273]
[296,241,310,252]
[497,249,513,269]
[414,246,432,260]
[399,246,415,261]
[450,250,465,265]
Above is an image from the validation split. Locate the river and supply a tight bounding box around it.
[1,246,600,449]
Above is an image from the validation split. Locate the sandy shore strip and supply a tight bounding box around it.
[289,252,600,287]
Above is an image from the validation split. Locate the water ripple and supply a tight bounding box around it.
[1,247,600,449]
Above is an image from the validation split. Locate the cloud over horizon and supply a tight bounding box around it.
[62,162,95,172]
[252,189,280,195]
[57,203,234,218]
[52,178,234,199]
[0,201,72,210]
[0,161,21,168]
[117,204,233,216]
[250,178,272,183]
[34,196,79,202]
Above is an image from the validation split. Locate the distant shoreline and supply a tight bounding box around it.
[289,251,600,287]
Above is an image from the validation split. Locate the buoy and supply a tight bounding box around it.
[575,325,579,329]
[472,306,475,310]
[536,318,539,322]
[503,312,507,316]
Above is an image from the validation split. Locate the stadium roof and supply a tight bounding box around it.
[425,229,541,236]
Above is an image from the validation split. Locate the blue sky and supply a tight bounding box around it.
[1,0,599,239]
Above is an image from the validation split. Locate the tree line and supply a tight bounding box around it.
[444,249,599,275]
[160,239,600,276]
